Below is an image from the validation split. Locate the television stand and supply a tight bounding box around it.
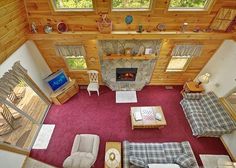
[50,79,79,105]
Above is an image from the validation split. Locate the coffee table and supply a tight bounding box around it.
[130,106,167,129]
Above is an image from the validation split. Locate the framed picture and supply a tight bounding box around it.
[145,48,153,55]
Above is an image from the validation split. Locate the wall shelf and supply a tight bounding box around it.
[27,31,236,41]
[102,54,158,60]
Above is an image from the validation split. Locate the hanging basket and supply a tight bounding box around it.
[97,14,112,34]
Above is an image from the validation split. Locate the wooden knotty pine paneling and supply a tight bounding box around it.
[1,0,233,85]
[25,0,236,32]
[150,39,223,85]
[34,39,102,85]
[26,0,235,85]
[34,38,223,85]
[0,0,29,64]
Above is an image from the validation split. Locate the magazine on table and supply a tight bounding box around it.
[134,111,142,121]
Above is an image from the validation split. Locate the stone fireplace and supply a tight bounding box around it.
[116,68,137,81]
[98,40,161,91]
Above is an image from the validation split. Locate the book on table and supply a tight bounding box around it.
[134,111,142,121]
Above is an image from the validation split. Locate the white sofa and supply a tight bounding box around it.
[63,134,100,168]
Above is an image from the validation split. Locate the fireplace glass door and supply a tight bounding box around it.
[116,68,137,81]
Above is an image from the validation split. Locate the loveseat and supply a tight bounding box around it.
[180,91,236,137]
[123,141,199,168]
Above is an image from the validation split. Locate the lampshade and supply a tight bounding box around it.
[198,73,211,84]
[105,148,121,168]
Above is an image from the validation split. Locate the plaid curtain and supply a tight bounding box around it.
[55,45,86,57]
[171,44,203,57]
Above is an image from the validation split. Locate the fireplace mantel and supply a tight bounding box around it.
[102,54,157,60]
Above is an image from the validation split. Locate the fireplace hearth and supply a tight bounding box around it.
[116,68,137,81]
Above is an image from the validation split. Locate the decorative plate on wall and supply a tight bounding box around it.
[156,23,166,31]
[44,24,53,34]
[125,15,133,24]
[57,22,68,33]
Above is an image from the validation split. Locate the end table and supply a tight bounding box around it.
[105,142,121,168]
[183,81,204,93]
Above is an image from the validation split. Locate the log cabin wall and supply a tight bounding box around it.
[3,0,236,85]
[0,0,29,64]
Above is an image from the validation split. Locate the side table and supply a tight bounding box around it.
[183,81,204,93]
[105,142,121,168]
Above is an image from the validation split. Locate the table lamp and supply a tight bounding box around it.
[196,73,211,87]
[105,148,121,168]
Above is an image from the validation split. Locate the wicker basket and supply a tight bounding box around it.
[97,14,112,34]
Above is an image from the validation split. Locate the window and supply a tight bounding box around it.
[51,0,93,11]
[65,56,87,70]
[166,56,191,72]
[112,0,152,11]
[56,45,87,71]
[169,0,213,11]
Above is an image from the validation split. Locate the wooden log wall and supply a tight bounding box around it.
[0,0,28,64]
[1,0,236,85]
[25,0,236,32]
[31,34,225,85]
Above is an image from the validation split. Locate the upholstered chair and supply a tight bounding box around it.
[63,134,100,168]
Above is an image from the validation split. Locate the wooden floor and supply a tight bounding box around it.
[0,86,49,150]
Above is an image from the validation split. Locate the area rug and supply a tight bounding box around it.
[32,124,55,149]
[116,91,137,103]
[30,86,228,167]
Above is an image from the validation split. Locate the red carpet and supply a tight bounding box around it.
[30,86,228,167]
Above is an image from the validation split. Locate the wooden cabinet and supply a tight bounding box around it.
[50,79,79,105]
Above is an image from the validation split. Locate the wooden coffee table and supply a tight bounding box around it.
[130,106,167,129]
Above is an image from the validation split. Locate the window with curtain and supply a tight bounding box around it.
[166,44,203,72]
[166,56,191,72]
[56,45,87,70]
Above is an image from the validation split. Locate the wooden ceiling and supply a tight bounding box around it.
[1,0,236,85]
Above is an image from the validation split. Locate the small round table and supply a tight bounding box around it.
[104,142,121,168]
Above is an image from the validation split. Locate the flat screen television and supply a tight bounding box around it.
[45,69,69,92]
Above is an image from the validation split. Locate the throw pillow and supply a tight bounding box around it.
[130,156,147,167]
[146,144,167,163]
[174,154,195,168]
[183,93,204,100]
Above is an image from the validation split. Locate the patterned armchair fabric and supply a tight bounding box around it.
[123,141,199,168]
[180,91,236,137]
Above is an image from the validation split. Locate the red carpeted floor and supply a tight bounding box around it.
[30,86,228,167]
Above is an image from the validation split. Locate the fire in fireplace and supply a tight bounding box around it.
[116,68,137,81]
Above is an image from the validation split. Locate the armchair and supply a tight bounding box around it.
[63,134,100,168]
